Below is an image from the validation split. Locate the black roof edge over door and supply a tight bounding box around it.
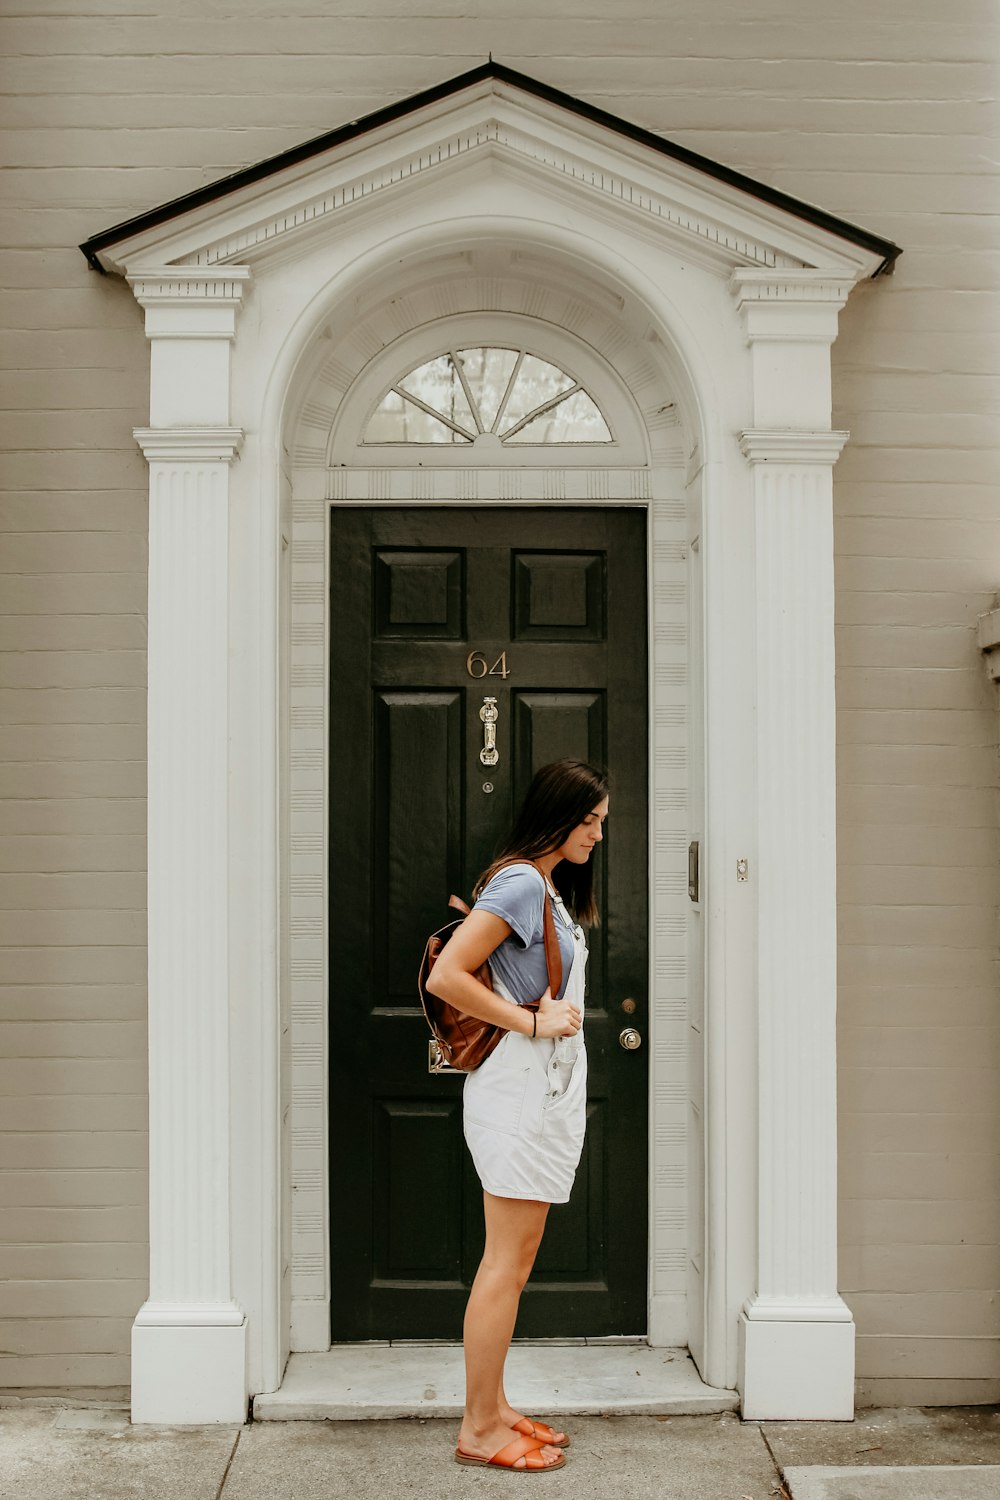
[79,60,902,274]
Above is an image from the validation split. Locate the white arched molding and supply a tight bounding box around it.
[733,266,856,1421]
[283,275,694,1362]
[288,266,690,489]
[129,269,250,1425]
[326,314,649,467]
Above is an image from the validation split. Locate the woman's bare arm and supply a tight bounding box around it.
[425,908,580,1039]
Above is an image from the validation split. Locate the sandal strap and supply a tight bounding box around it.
[513,1417,565,1444]
[490,1434,550,1468]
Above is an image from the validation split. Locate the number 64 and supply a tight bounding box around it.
[467,650,510,680]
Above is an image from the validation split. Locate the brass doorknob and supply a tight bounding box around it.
[619,1027,643,1051]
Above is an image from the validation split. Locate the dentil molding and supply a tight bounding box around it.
[730,269,855,306]
[127,266,252,339]
[730,270,854,346]
[127,265,252,304]
[191,121,801,275]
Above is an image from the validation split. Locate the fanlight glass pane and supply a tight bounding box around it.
[505,389,613,444]
[498,355,576,434]
[453,347,518,431]
[398,355,476,435]
[365,389,471,444]
[362,348,613,446]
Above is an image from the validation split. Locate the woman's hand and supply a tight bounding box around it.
[533,985,581,1039]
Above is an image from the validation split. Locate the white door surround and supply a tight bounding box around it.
[282,281,691,1365]
[83,66,897,1424]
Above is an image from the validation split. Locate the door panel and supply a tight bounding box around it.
[373,690,463,1003]
[329,507,647,1340]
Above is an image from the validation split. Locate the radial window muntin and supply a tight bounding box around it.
[363,346,614,446]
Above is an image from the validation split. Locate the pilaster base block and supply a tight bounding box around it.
[131,1318,248,1424]
[738,1311,855,1420]
[648,1292,686,1348]
[290,1297,331,1353]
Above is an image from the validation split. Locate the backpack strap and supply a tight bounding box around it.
[539,879,563,999]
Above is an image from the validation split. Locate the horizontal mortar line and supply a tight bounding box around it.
[0,571,144,579]
[851,1333,1000,1341]
[837,370,999,381]
[834,664,982,672]
[839,936,1000,948]
[1,49,994,63]
[2,83,988,99]
[0,649,146,656]
[0,1164,147,1172]
[843,442,1000,453]
[837,782,997,791]
[0,1129,149,1136]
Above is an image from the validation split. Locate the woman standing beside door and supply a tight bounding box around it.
[425,758,609,1473]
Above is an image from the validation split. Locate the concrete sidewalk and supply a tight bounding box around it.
[0,1401,997,1500]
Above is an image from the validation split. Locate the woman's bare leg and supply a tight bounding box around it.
[457,1192,562,1467]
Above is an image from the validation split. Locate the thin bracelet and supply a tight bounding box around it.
[531,1010,537,1038]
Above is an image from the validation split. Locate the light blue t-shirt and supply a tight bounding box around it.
[473,863,576,1005]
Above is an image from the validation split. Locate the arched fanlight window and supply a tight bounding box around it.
[363,347,613,445]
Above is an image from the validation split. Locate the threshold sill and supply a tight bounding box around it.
[254,1344,738,1421]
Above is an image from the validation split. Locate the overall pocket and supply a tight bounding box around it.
[463,1032,532,1137]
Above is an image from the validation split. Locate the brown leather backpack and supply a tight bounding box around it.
[418,861,564,1072]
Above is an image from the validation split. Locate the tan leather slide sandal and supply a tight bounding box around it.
[455,1433,567,1471]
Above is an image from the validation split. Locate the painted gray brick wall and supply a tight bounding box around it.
[0,0,997,1400]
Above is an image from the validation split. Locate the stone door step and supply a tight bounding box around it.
[253,1344,738,1421]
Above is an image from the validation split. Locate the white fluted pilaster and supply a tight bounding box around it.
[128,264,252,1425]
[140,439,242,1305]
[131,429,247,1422]
[737,428,855,1419]
[131,428,248,1422]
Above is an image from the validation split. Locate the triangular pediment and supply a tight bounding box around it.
[80,63,899,281]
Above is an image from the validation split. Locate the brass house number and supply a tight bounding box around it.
[467,651,511,680]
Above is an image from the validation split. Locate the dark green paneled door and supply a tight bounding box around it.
[329,507,647,1340]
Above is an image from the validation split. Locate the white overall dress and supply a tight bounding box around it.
[463,890,588,1204]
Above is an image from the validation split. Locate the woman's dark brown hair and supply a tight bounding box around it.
[475,758,609,925]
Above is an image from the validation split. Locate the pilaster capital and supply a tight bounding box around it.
[134,426,245,463]
[126,265,252,339]
[730,269,854,344]
[739,429,849,466]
